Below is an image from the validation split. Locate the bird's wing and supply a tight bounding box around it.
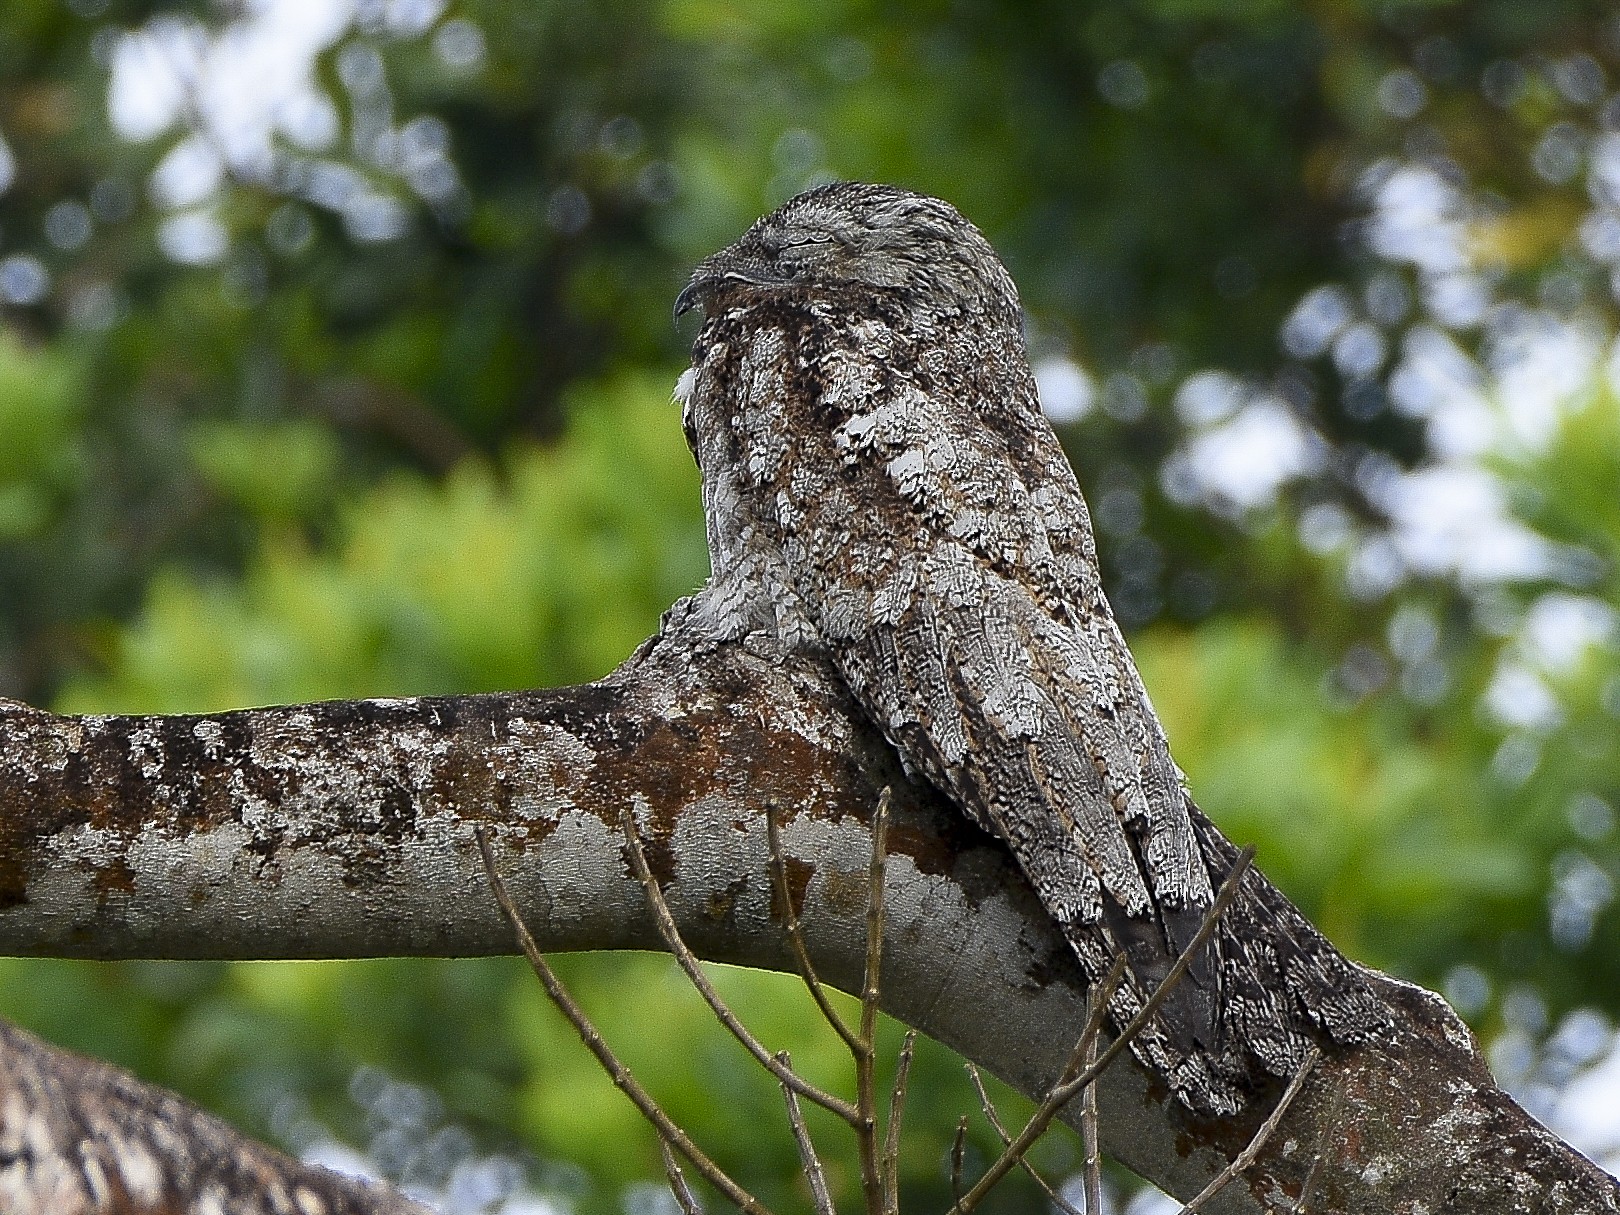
[728,321,1237,1082]
[880,551,1228,1067]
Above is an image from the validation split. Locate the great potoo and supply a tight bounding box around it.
[674,182,1385,1114]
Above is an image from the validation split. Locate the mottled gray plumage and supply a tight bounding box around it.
[675,182,1385,1112]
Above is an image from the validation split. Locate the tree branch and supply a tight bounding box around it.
[0,1017,434,1215]
[2,612,1616,1213]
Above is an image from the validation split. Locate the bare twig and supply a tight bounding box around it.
[1080,986,1103,1215]
[860,790,892,1050]
[952,847,1257,1215]
[951,1117,969,1211]
[1054,954,1129,1090]
[946,949,1122,1215]
[474,828,772,1215]
[766,799,863,1052]
[778,1051,837,1215]
[660,1140,704,1215]
[882,1029,918,1215]
[620,805,861,1125]
[1176,1048,1321,1214]
[854,789,892,1215]
[966,1065,1083,1215]
[1294,1074,1346,1214]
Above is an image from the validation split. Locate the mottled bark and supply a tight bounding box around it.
[0,1017,431,1215]
[0,618,1615,1213]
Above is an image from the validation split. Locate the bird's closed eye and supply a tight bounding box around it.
[779,236,836,253]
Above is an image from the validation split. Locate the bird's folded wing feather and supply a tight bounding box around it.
[734,329,1227,1056]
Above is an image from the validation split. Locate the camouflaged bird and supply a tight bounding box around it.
[673,181,1385,1113]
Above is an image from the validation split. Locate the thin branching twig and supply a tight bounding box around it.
[951,1117,969,1211]
[1080,984,1103,1215]
[766,799,864,1052]
[853,789,893,1215]
[660,1140,704,1215]
[1294,1073,1346,1214]
[1176,1048,1321,1214]
[951,846,1257,1215]
[882,1029,917,1215]
[778,1051,837,1215]
[765,789,901,1215]
[966,1065,1083,1215]
[1055,954,1130,1090]
[945,952,1123,1215]
[620,805,861,1125]
[474,827,772,1215]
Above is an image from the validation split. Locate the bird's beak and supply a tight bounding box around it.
[675,252,728,320]
[674,247,781,321]
[674,277,703,320]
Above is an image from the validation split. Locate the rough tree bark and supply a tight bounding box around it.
[1,614,1616,1214]
[0,1017,436,1215]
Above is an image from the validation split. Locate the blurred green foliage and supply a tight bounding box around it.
[2,0,1619,1208]
[54,372,704,711]
[0,333,82,539]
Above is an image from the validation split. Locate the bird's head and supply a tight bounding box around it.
[676,182,1020,324]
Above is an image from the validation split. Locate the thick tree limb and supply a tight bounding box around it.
[1,616,1616,1213]
[0,1017,432,1215]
